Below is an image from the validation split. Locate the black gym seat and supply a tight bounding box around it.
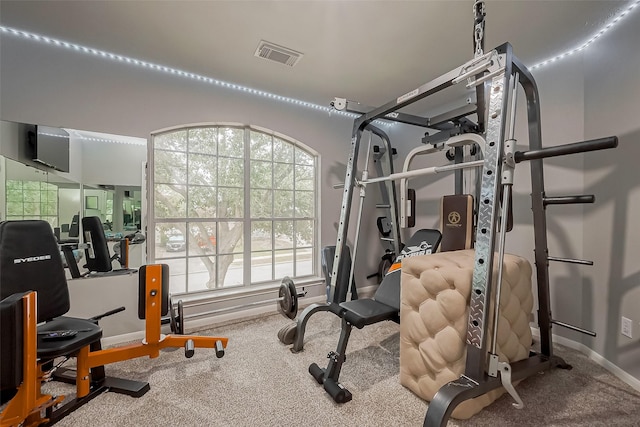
[0,220,145,425]
[309,229,442,403]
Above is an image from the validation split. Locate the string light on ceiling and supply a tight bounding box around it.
[0,0,637,113]
[530,0,639,70]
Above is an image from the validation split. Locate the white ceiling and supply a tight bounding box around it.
[0,0,631,110]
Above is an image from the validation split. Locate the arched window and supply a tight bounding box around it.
[149,124,318,295]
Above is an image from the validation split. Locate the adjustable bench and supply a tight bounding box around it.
[309,229,442,403]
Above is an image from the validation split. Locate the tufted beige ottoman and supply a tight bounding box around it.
[400,249,533,419]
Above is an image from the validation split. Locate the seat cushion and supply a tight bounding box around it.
[37,316,103,360]
[339,299,398,329]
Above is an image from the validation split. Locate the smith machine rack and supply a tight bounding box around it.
[278,124,403,352]
[320,42,616,426]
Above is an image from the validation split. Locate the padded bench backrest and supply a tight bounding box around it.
[0,220,70,322]
[138,264,170,319]
[82,216,113,273]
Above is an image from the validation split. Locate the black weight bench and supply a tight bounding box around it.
[309,229,442,403]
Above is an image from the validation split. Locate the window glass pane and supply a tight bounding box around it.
[250,189,272,218]
[42,202,57,216]
[188,256,217,292]
[218,253,243,288]
[274,190,293,217]
[275,249,293,278]
[165,258,187,294]
[188,153,217,186]
[218,221,243,254]
[155,130,187,152]
[250,131,272,160]
[251,221,272,251]
[274,163,293,190]
[23,182,39,191]
[155,184,187,218]
[250,160,272,189]
[46,189,58,202]
[218,188,244,218]
[188,128,217,155]
[250,251,273,283]
[6,180,23,195]
[188,222,217,256]
[296,248,313,276]
[23,203,40,215]
[218,158,243,187]
[218,127,244,157]
[273,138,293,163]
[295,191,314,218]
[188,186,217,218]
[155,151,187,184]
[23,190,40,203]
[295,165,314,190]
[6,201,23,216]
[295,147,314,165]
[155,222,187,258]
[295,220,314,247]
[274,220,293,249]
[151,125,316,292]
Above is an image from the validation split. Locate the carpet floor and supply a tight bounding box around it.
[40,311,640,426]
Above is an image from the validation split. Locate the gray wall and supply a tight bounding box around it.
[583,14,640,380]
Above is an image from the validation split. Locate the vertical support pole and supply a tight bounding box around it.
[512,59,553,358]
[76,345,91,398]
[465,70,511,381]
[369,125,402,255]
[23,292,38,416]
[145,264,163,354]
[329,124,364,303]
[454,147,464,195]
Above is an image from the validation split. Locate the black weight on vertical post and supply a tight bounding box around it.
[177,299,185,335]
[278,277,298,320]
[169,295,178,334]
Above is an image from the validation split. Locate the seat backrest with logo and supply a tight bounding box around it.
[0,220,71,322]
[440,194,474,252]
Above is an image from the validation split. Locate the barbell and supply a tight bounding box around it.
[168,276,305,335]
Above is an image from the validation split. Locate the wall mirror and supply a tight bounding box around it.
[0,121,147,275]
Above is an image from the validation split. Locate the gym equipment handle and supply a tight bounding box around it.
[90,306,126,322]
[514,136,618,163]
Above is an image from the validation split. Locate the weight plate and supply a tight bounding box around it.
[177,299,185,335]
[277,323,297,345]
[288,279,298,320]
[278,276,297,320]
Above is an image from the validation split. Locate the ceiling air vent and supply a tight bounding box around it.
[254,40,303,67]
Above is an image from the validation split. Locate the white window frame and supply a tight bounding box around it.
[148,123,319,296]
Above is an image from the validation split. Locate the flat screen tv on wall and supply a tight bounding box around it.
[27,124,70,172]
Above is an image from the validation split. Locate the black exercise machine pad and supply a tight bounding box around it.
[339,229,441,329]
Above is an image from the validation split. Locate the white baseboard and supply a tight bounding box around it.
[102,294,327,347]
[531,327,640,392]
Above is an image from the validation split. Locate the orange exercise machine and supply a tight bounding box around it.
[1,264,228,427]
